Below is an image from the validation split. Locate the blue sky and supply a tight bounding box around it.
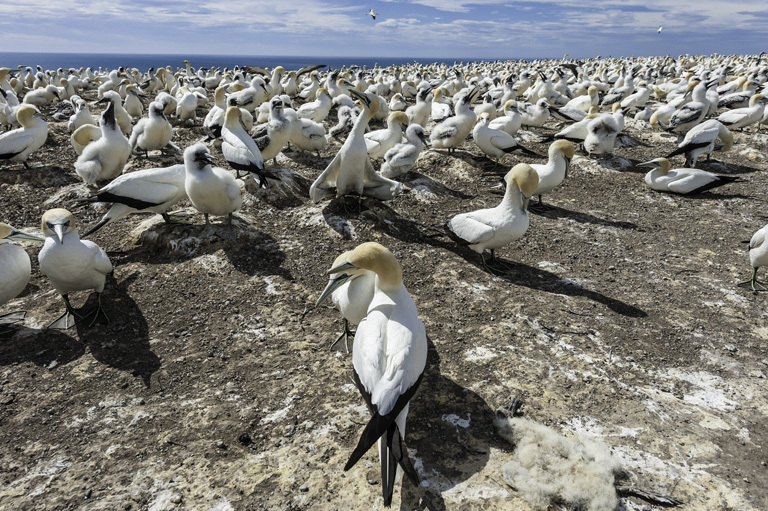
[1,0,767,59]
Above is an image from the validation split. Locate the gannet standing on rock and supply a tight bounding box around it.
[77,163,187,236]
[184,143,243,224]
[529,140,575,208]
[310,89,403,204]
[326,242,426,507]
[315,249,375,352]
[128,101,179,156]
[380,124,429,178]
[38,209,113,329]
[0,223,43,327]
[666,119,733,167]
[445,163,539,273]
[430,86,480,154]
[638,157,739,194]
[738,224,768,293]
[75,101,132,185]
[0,104,48,168]
[221,106,274,187]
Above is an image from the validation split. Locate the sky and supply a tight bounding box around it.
[1,0,767,59]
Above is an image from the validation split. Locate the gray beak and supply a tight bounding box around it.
[7,230,44,243]
[316,272,354,307]
[53,223,66,244]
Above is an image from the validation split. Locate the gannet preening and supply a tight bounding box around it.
[365,111,408,160]
[0,104,48,169]
[638,157,739,194]
[430,86,481,154]
[328,242,426,507]
[0,223,43,327]
[38,209,113,329]
[74,101,132,185]
[315,249,375,352]
[445,163,539,273]
[366,8,378,20]
[738,224,768,293]
[96,90,132,135]
[221,106,275,187]
[78,163,187,236]
[184,143,243,224]
[473,113,539,166]
[310,89,403,204]
[129,101,179,157]
[529,140,575,208]
[665,119,733,167]
[380,124,429,178]
[253,97,292,166]
[70,123,102,155]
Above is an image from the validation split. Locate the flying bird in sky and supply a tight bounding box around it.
[367,8,378,20]
[657,26,663,33]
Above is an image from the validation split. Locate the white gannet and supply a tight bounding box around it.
[221,105,274,187]
[429,88,452,123]
[38,208,113,329]
[203,85,228,139]
[638,157,738,194]
[658,25,663,33]
[128,101,179,156]
[74,101,132,185]
[68,97,97,133]
[285,108,328,156]
[328,242,426,507]
[123,83,144,119]
[253,97,292,166]
[70,123,102,155]
[315,248,375,352]
[365,111,408,160]
[488,100,522,136]
[665,119,733,167]
[78,163,187,235]
[310,90,402,203]
[473,113,539,165]
[0,223,43,327]
[0,104,48,168]
[738,224,768,293]
[328,104,359,140]
[562,85,599,113]
[227,76,268,113]
[22,84,60,107]
[716,93,765,132]
[175,87,200,126]
[529,140,575,208]
[518,98,551,127]
[661,81,708,133]
[389,93,407,112]
[445,163,539,272]
[297,87,332,123]
[184,143,243,224]
[405,86,432,128]
[584,104,624,156]
[97,90,133,135]
[366,8,378,20]
[380,124,429,178]
[430,86,481,154]
[156,91,178,119]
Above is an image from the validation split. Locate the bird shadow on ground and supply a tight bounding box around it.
[245,166,311,209]
[398,336,502,510]
[697,160,763,176]
[281,147,331,171]
[108,218,293,281]
[400,172,474,200]
[0,164,78,188]
[75,272,160,387]
[529,203,638,230]
[0,325,84,368]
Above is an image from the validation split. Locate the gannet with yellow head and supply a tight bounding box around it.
[0,104,48,168]
[529,140,575,208]
[365,111,408,160]
[638,157,739,194]
[665,119,733,167]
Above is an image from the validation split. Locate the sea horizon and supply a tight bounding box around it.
[0,52,541,73]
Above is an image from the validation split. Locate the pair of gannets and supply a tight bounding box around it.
[666,119,733,167]
[0,223,43,327]
[638,157,739,194]
[75,101,132,185]
[0,104,48,168]
[430,86,481,154]
[317,242,426,507]
[129,101,180,156]
[184,143,242,224]
[38,209,113,329]
[310,90,402,203]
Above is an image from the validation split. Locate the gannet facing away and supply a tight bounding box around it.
[327,242,426,507]
[0,223,43,327]
[38,209,113,329]
[445,163,539,273]
[638,157,739,194]
[0,104,48,168]
[184,143,243,224]
[738,224,768,293]
[74,101,132,185]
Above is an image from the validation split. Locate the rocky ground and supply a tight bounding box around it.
[1,83,767,511]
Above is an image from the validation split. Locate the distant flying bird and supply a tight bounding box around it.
[657,26,663,33]
[367,8,378,20]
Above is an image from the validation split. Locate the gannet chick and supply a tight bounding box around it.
[365,111,408,159]
[473,113,539,166]
[328,104,359,140]
[584,105,624,156]
[74,101,132,185]
[315,249,375,352]
[78,163,187,235]
[310,90,402,204]
[445,163,538,273]
[123,84,144,119]
[529,140,575,208]
[221,106,274,187]
[184,143,242,224]
[253,97,292,166]
[738,224,768,293]
[329,242,427,507]
[518,98,550,128]
[665,119,734,167]
[297,87,332,123]
[488,100,522,136]
[380,124,429,178]
[22,84,60,107]
[70,123,102,155]
[430,86,481,154]
[0,105,48,169]
[638,157,739,194]
[0,223,43,326]
[38,209,113,329]
[68,97,96,133]
[405,86,432,128]
[129,101,179,157]
[96,90,132,135]
[389,93,407,112]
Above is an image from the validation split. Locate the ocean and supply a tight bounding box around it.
[0,53,512,73]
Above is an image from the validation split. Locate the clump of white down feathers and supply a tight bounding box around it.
[494,415,623,511]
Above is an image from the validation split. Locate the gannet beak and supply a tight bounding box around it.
[637,160,659,168]
[349,89,370,108]
[316,272,354,307]
[7,230,44,243]
[418,132,429,146]
[564,157,571,178]
[521,193,531,211]
[326,261,358,274]
[53,224,66,244]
